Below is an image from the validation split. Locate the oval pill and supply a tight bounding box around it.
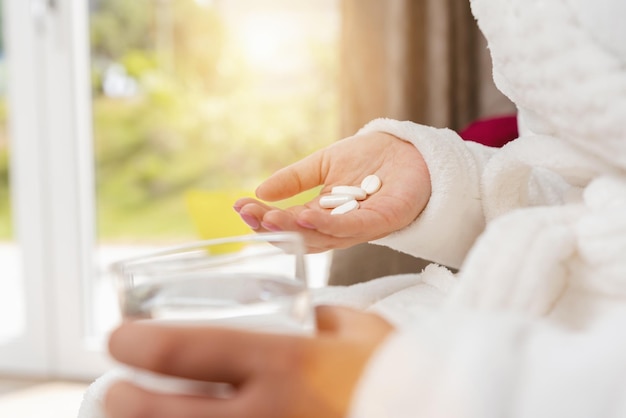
[319,194,355,209]
[361,174,381,195]
[331,199,359,215]
[331,185,367,200]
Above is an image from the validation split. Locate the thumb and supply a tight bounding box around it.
[315,305,392,339]
[255,150,325,202]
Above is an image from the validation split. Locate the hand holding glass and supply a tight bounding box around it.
[110,232,313,395]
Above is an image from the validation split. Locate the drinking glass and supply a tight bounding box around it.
[109,231,313,395]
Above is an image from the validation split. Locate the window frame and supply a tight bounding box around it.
[0,0,113,380]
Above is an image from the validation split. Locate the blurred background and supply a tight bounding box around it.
[0,0,512,413]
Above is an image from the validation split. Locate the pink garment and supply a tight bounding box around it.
[459,114,518,148]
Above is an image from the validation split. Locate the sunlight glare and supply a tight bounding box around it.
[237,13,307,73]
[194,0,213,7]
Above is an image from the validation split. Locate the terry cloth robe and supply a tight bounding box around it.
[77,0,626,417]
[344,0,626,416]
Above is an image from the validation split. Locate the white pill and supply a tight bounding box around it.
[361,174,382,195]
[331,199,359,215]
[331,185,367,200]
[319,194,355,209]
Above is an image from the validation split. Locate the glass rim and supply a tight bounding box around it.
[109,231,305,275]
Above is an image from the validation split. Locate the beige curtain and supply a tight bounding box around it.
[329,0,515,285]
[339,0,514,135]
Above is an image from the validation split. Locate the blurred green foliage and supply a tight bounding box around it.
[91,0,338,242]
[0,99,9,238]
[0,0,338,242]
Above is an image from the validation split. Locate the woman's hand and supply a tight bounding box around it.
[234,131,431,253]
[104,306,393,418]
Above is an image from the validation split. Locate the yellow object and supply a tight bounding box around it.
[185,189,253,253]
[184,187,322,253]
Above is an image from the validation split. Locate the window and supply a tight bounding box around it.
[0,0,25,353]
[0,0,50,375]
[0,0,339,379]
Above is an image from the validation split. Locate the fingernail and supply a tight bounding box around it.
[296,219,316,230]
[240,214,260,230]
[233,205,242,213]
[261,222,282,232]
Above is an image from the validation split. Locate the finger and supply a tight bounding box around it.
[315,305,358,334]
[236,203,345,253]
[233,197,271,213]
[105,380,242,418]
[296,206,389,240]
[255,150,325,202]
[259,209,348,252]
[238,202,362,252]
[109,323,250,384]
[109,322,304,384]
[315,305,368,335]
[237,201,275,231]
[315,306,392,339]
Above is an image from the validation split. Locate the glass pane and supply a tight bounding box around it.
[88,0,340,338]
[0,2,25,343]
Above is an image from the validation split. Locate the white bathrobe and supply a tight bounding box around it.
[79,0,626,417]
[346,0,626,416]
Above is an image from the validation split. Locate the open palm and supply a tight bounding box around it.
[234,131,431,253]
